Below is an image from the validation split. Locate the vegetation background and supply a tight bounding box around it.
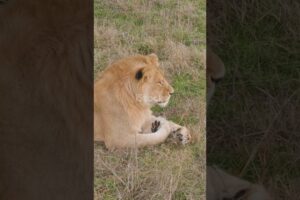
[207,0,300,199]
[94,0,206,199]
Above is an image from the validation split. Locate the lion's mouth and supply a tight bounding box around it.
[157,99,169,107]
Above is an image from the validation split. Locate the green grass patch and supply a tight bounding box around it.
[94,178,118,200]
[172,73,204,97]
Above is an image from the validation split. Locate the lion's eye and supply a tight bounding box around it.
[157,81,164,86]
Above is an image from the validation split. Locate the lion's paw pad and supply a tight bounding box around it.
[151,120,161,133]
[171,128,191,145]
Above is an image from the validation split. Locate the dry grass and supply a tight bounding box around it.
[94,0,206,199]
[207,0,300,199]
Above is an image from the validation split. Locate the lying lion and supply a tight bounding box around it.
[206,49,272,200]
[94,54,191,149]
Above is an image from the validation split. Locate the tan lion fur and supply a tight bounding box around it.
[94,54,191,149]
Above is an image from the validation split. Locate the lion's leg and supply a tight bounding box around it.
[167,121,191,144]
[141,116,164,133]
[105,119,173,149]
[142,116,191,144]
[133,124,173,147]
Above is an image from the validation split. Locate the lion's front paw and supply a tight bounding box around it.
[171,127,191,145]
[151,120,161,133]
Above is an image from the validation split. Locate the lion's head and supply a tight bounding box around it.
[134,54,174,107]
[107,54,174,108]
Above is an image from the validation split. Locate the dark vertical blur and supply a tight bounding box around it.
[0,0,93,199]
[207,0,300,199]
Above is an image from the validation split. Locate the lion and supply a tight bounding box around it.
[94,53,191,149]
[206,50,272,200]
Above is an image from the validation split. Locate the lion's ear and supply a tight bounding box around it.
[148,53,159,66]
[135,68,144,80]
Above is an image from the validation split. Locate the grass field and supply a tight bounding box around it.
[94,0,206,199]
[207,0,300,198]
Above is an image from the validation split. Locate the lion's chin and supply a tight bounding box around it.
[158,101,169,107]
[157,96,170,107]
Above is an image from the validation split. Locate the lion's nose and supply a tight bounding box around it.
[169,86,174,95]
